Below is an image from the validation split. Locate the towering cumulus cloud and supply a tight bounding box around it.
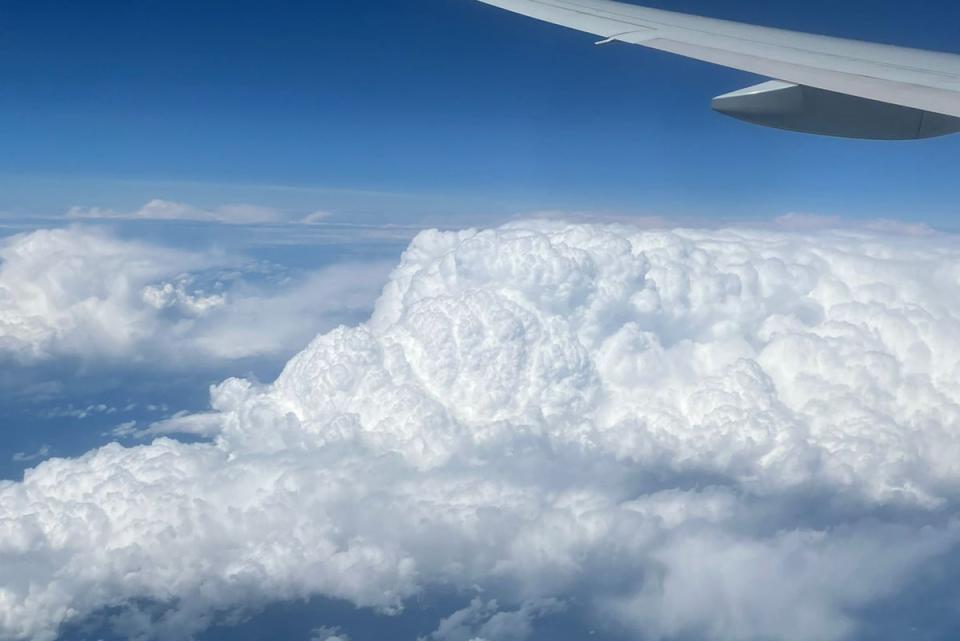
[2,221,960,641]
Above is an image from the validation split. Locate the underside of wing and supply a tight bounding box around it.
[477,0,960,138]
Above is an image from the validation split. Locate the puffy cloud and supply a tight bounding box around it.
[424,599,563,641]
[0,226,391,365]
[0,227,210,362]
[2,221,960,641]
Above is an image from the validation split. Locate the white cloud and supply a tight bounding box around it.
[40,403,122,420]
[0,226,211,362]
[66,199,288,225]
[66,199,340,226]
[108,412,223,440]
[10,445,51,463]
[108,421,139,438]
[185,264,392,361]
[774,212,938,236]
[2,221,960,641]
[310,626,350,641]
[0,226,391,365]
[302,211,335,225]
[424,599,563,641]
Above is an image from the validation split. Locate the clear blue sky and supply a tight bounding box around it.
[1,0,959,225]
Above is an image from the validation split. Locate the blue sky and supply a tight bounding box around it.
[1,0,959,225]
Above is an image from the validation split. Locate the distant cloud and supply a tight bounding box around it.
[773,212,845,230]
[301,210,335,225]
[108,421,139,438]
[66,199,284,224]
[3,221,960,641]
[39,403,123,420]
[310,627,350,641]
[0,226,391,366]
[424,599,563,641]
[11,444,51,463]
[775,212,938,236]
[109,411,223,440]
[65,199,336,226]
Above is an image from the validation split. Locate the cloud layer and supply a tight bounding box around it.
[2,221,960,641]
[66,199,332,225]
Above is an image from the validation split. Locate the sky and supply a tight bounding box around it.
[2,2,960,641]
[0,0,959,225]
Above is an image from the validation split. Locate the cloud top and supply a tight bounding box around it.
[2,221,960,641]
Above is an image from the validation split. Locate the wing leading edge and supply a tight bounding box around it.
[476,0,960,139]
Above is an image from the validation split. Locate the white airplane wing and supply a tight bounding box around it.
[476,0,960,139]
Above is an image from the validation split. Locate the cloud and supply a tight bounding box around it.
[40,403,124,420]
[0,226,213,363]
[310,626,350,641]
[108,411,223,440]
[66,200,283,225]
[0,226,391,366]
[2,221,960,641]
[66,199,335,226]
[774,212,938,236]
[302,211,335,225]
[424,599,563,641]
[10,445,51,463]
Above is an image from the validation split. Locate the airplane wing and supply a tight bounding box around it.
[475,0,960,139]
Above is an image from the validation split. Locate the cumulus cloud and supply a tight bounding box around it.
[0,226,391,365]
[424,599,563,641]
[2,221,960,641]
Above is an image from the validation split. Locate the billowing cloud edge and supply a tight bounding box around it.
[2,220,960,641]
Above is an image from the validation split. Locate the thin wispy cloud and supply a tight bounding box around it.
[65,199,333,226]
[11,445,51,463]
[108,411,223,440]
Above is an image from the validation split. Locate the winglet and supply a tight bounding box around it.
[595,29,662,46]
[595,33,627,45]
